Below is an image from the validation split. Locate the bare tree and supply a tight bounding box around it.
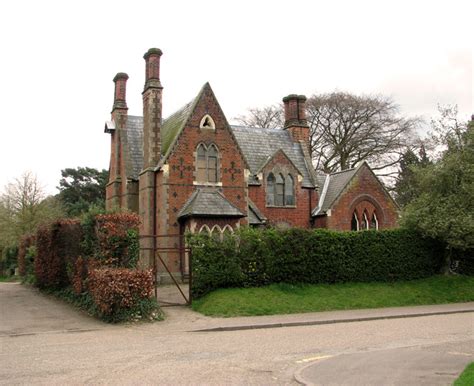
[235,104,284,129]
[0,172,63,245]
[306,92,420,175]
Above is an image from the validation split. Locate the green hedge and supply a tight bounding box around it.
[188,228,444,298]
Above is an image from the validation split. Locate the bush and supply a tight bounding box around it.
[188,233,243,298]
[85,212,140,268]
[188,227,444,298]
[18,234,36,276]
[35,219,82,289]
[2,245,19,276]
[88,268,157,322]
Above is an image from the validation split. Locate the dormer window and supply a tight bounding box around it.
[199,114,216,130]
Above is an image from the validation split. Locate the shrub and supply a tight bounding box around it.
[35,219,82,289]
[93,213,140,267]
[2,245,19,276]
[188,233,243,298]
[188,227,444,298]
[88,268,157,322]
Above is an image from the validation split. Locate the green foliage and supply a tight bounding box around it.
[57,167,108,217]
[394,146,432,207]
[189,233,243,298]
[188,227,444,298]
[402,118,474,255]
[454,362,474,386]
[1,245,18,275]
[192,275,474,317]
[0,172,64,253]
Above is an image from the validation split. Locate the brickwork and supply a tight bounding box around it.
[248,150,317,228]
[324,164,399,230]
[104,48,400,282]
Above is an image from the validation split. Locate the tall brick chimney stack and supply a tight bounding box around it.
[112,72,129,112]
[142,48,163,169]
[283,94,310,149]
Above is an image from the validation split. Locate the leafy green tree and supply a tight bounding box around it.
[402,113,473,271]
[394,145,432,207]
[57,167,108,217]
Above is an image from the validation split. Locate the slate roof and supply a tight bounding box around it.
[248,198,267,225]
[313,167,358,215]
[122,115,144,180]
[230,126,316,188]
[177,189,245,219]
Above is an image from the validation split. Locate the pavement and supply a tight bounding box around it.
[1,282,473,385]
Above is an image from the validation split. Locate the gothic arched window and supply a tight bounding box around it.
[195,144,219,183]
[362,211,369,230]
[275,174,285,206]
[351,211,359,231]
[285,174,295,205]
[370,213,378,230]
[266,173,275,206]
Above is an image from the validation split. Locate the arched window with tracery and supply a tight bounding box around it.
[266,173,275,205]
[361,211,369,230]
[267,172,296,207]
[199,225,211,235]
[285,174,295,205]
[351,211,359,231]
[370,213,378,230]
[196,143,219,183]
[275,174,285,206]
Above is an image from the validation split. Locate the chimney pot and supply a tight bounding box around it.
[143,48,163,91]
[112,72,129,111]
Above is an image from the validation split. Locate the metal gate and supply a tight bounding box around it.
[140,234,192,306]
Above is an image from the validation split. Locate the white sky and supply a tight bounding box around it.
[0,0,472,195]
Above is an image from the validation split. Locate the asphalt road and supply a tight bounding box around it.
[1,282,473,385]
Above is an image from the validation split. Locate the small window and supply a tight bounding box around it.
[351,212,359,231]
[196,144,207,182]
[370,213,378,230]
[266,173,275,205]
[199,114,216,130]
[275,174,285,206]
[285,174,295,205]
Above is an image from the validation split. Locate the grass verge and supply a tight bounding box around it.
[192,275,474,317]
[454,362,474,386]
[0,275,20,282]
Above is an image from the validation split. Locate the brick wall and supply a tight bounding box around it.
[325,164,399,230]
[249,150,317,228]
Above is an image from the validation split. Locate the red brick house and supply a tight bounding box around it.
[104,48,398,280]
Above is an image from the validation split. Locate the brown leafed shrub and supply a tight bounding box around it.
[35,219,82,289]
[88,268,154,318]
[94,213,140,267]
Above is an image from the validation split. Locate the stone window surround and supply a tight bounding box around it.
[194,142,221,185]
[265,169,296,208]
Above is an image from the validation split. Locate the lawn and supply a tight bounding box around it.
[192,275,474,317]
[0,275,20,283]
[454,362,474,386]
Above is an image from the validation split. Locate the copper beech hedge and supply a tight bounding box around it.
[88,268,154,316]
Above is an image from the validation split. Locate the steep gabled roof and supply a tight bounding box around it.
[312,167,357,215]
[177,189,245,219]
[121,115,144,180]
[230,126,316,188]
[313,162,398,216]
[159,85,205,161]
